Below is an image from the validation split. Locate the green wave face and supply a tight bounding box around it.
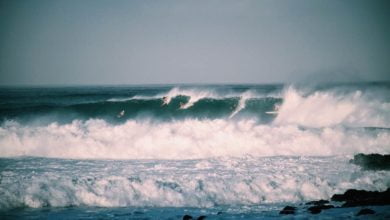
[2,82,389,127]
[0,95,282,123]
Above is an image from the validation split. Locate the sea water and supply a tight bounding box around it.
[1,83,390,219]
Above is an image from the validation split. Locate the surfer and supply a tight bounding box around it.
[266,104,280,115]
[117,110,125,118]
[162,96,168,106]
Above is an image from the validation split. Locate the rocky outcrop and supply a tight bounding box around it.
[307,204,334,214]
[183,215,193,220]
[305,199,329,206]
[278,188,389,216]
[331,188,390,207]
[350,153,390,170]
[182,215,207,220]
[279,206,296,215]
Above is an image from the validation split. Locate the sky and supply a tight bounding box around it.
[0,0,389,85]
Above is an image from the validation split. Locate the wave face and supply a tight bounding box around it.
[0,85,282,123]
[1,83,390,212]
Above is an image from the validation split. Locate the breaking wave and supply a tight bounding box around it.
[0,87,282,122]
[0,84,390,160]
[0,119,389,159]
[274,87,390,128]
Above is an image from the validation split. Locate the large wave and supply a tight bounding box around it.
[1,84,390,159]
[0,87,282,123]
[0,119,389,159]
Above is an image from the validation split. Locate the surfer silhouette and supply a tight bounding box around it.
[117,110,125,118]
[162,96,168,106]
[266,104,280,115]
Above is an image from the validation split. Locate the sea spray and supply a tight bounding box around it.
[0,119,389,159]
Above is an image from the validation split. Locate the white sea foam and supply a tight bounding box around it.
[0,119,389,159]
[1,156,389,210]
[274,86,390,128]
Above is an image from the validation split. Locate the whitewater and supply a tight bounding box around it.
[1,83,390,219]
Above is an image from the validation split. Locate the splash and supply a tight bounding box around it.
[274,86,390,128]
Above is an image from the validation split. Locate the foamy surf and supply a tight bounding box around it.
[274,86,390,128]
[1,156,389,210]
[1,83,390,218]
[0,119,389,159]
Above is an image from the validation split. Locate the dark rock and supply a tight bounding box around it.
[305,199,329,206]
[350,153,390,170]
[133,211,144,215]
[197,216,207,220]
[308,206,322,214]
[357,208,375,216]
[331,188,390,207]
[183,215,193,220]
[308,205,334,214]
[279,206,296,215]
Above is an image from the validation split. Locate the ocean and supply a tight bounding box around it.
[0,83,390,219]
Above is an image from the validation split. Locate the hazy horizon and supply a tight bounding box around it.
[1,0,389,85]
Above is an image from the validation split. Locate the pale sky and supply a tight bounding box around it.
[0,0,389,85]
